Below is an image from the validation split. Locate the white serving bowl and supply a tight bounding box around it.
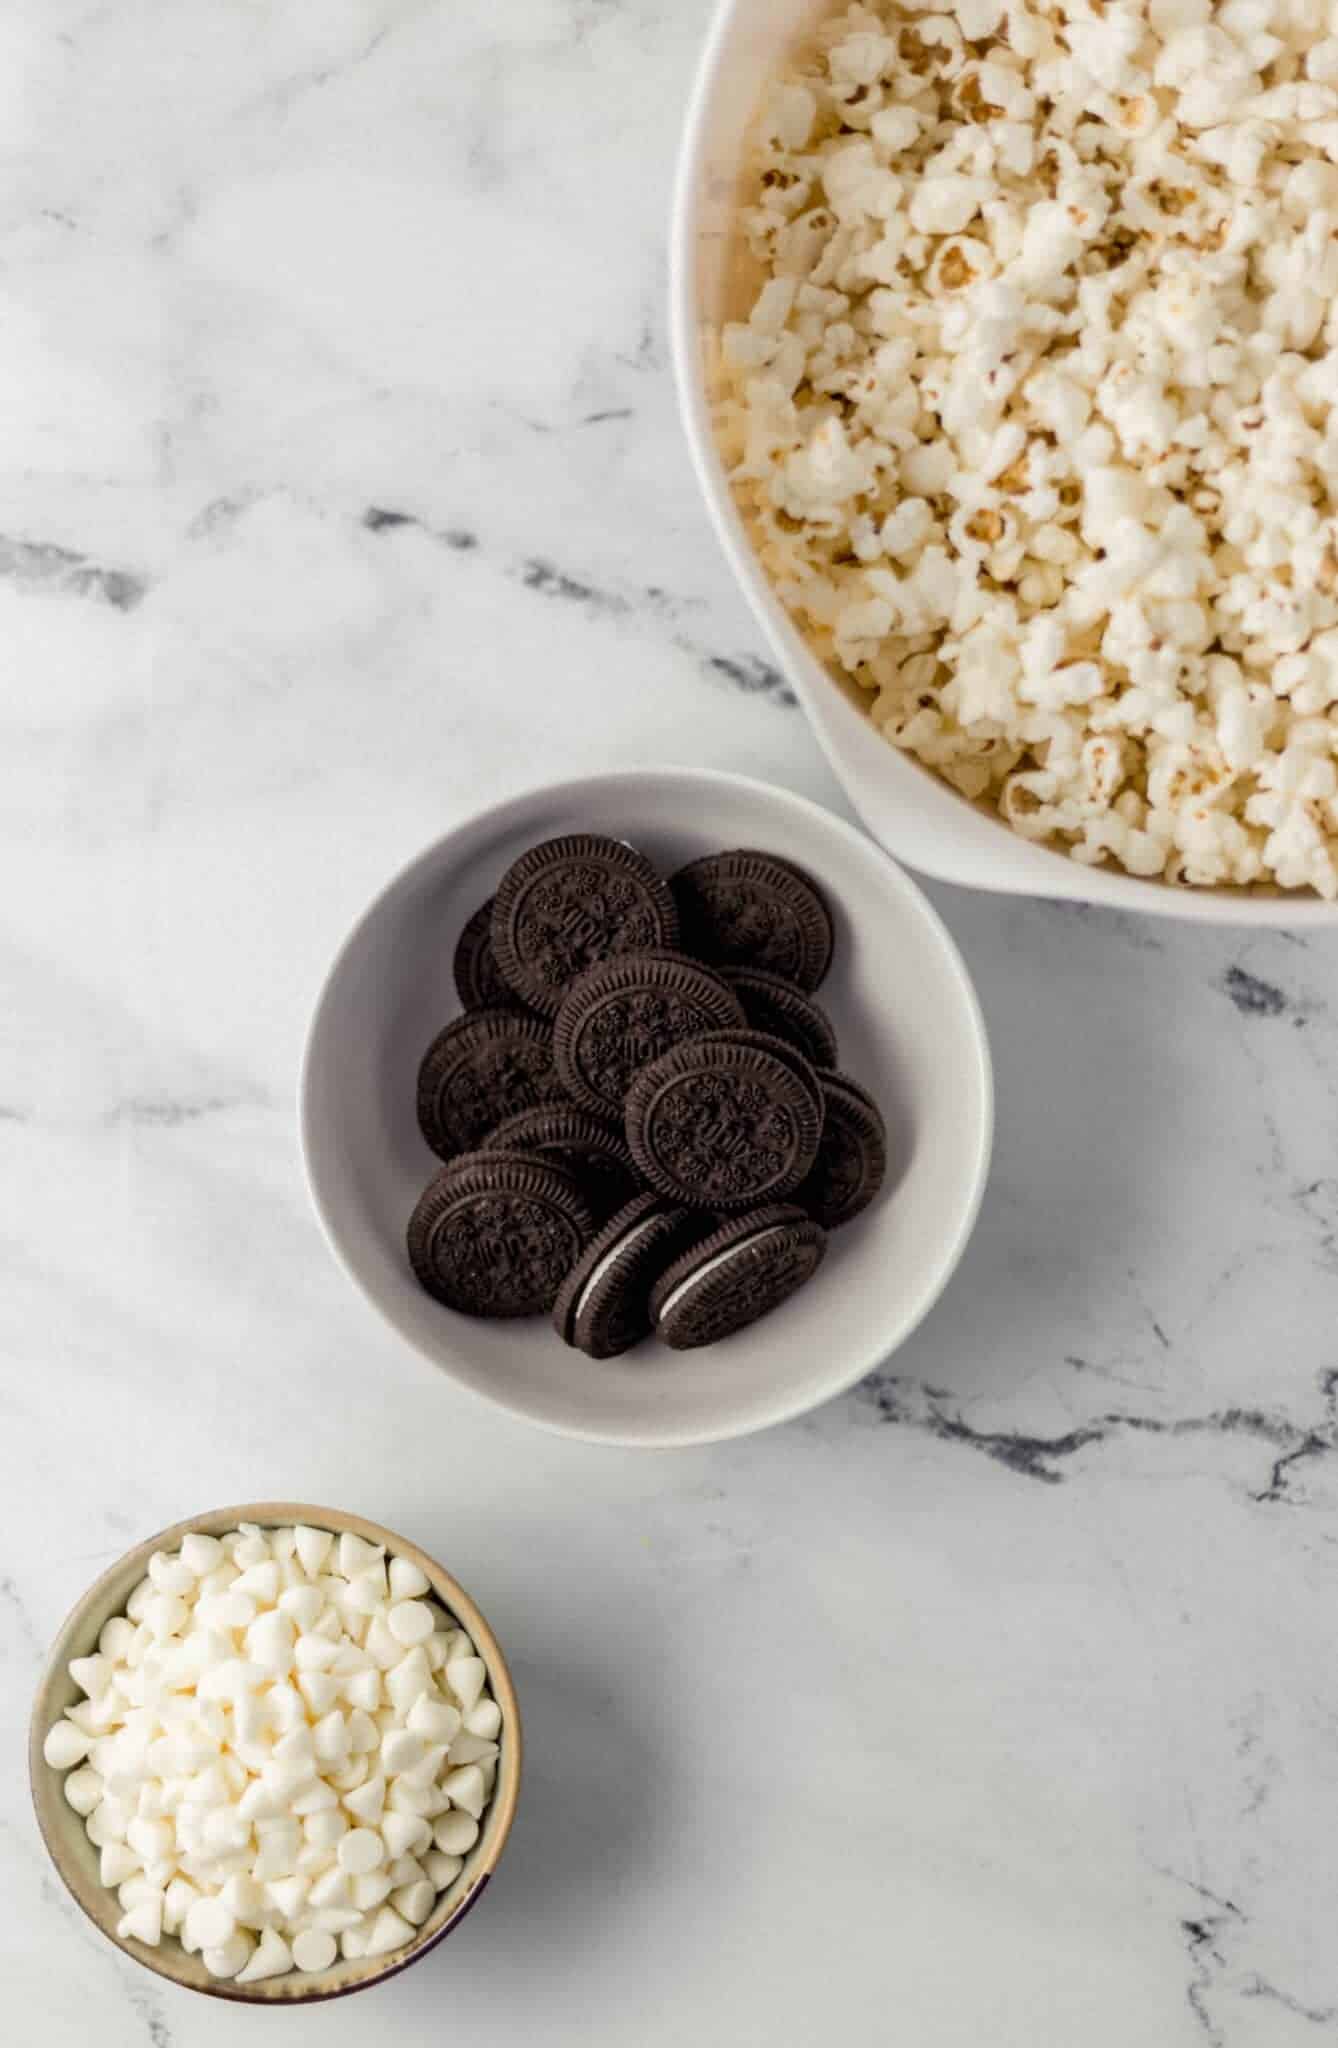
[669,0,1338,927]
[300,769,992,1447]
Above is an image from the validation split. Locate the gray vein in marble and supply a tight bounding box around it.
[1023,898,1169,954]
[0,1571,44,1662]
[1173,1908,1338,2043]
[703,654,794,704]
[1289,1180,1338,1275]
[125,1982,173,2048]
[521,557,624,613]
[0,536,145,612]
[1249,1374,1338,1503]
[240,17,397,118]
[1220,965,1290,1019]
[2,1815,174,2046]
[362,514,799,706]
[105,1089,273,1128]
[1239,1975,1338,2028]
[1182,1911,1234,2046]
[857,1368,1338,1495]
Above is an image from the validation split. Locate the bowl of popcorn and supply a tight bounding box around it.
[672,0,1338,920]
[30,1505,520,2003]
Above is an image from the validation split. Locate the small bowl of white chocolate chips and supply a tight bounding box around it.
[29,1503,521,2003]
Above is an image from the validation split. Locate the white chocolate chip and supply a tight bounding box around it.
[388,1557,430,1601]
[464,1700,501,1741]
[179,1532,225,1578]
[407,1696,461,1746]
[387,1601,434,1648]
[337,1828,384,1876]
[117,1898,163,1947]
[68,1654,113,1701]
[423,1849,462,1890]
[63,1767,104,1816]
[344,1775,386,1826]
[432,1811,479,1856]
[441,1765,485,1819]
[352,1870,394,1911]
[237,1927,293,1982]
[390,1880,436,1926]
[43,1719,92,1770]
[185,1898,237,1951]
[203,1931,254,1978]
[381,1811,431,1861]
[100,1842,142,1888]
[445,1659,486,1713]
[293,1527,334,1577]
[380,1729,424,1777]
[292,1928,338,1973]
[364,1906,415,1957]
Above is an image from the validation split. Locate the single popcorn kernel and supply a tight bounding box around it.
[965,509,1005,544]
[937,245,975,290]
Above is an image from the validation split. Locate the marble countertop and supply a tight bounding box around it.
[3,3,1336,2043]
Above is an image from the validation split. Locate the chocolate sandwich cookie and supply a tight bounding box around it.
[452,897,515,1012]
[488,1104,638,1220]
[552,1193,703,1358]
[721,967,839,1068]
[796,1070,888,1230]
[687,1027,825,1123]
[490,834,679,1017]
[670,849,834,992]
[625,1030,823,1210]
[650,1204,827,1350]
[407,1152,595,1317]
[416,1007,565,1162]
[553,950,745,1122]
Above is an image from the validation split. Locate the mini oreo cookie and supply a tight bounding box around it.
[670,849,833,992]
[553,950,745,1122]
[488,1105,638,1220]
[416,1007,565,1162]
[452,898,515,1012]
[491,834,679,1017]
[625,1030,823,1210]
[407,1152,595,1317]
[796,1070,888,1229]
[722,967,838,1068]
[650,1204,827,1350]
[553,1193,702,1358]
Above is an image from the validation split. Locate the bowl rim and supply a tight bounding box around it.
[298,763,994,1448]
[667,0,1338,927]
[30,1501,522,2005]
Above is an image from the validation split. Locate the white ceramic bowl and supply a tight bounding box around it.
[669,0,1338,927]
[300,769,991,1447]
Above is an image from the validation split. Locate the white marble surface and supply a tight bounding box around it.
[3,3,1338,2042]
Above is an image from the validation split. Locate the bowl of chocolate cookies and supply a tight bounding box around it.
[300,769,992,1446]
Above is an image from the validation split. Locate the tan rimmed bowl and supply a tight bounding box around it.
[29,1502,522,2005]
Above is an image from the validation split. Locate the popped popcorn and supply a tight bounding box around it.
[718,0,1338,895]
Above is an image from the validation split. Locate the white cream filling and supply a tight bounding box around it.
[575,1211,669,1319]
[655,1225,789,1321]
